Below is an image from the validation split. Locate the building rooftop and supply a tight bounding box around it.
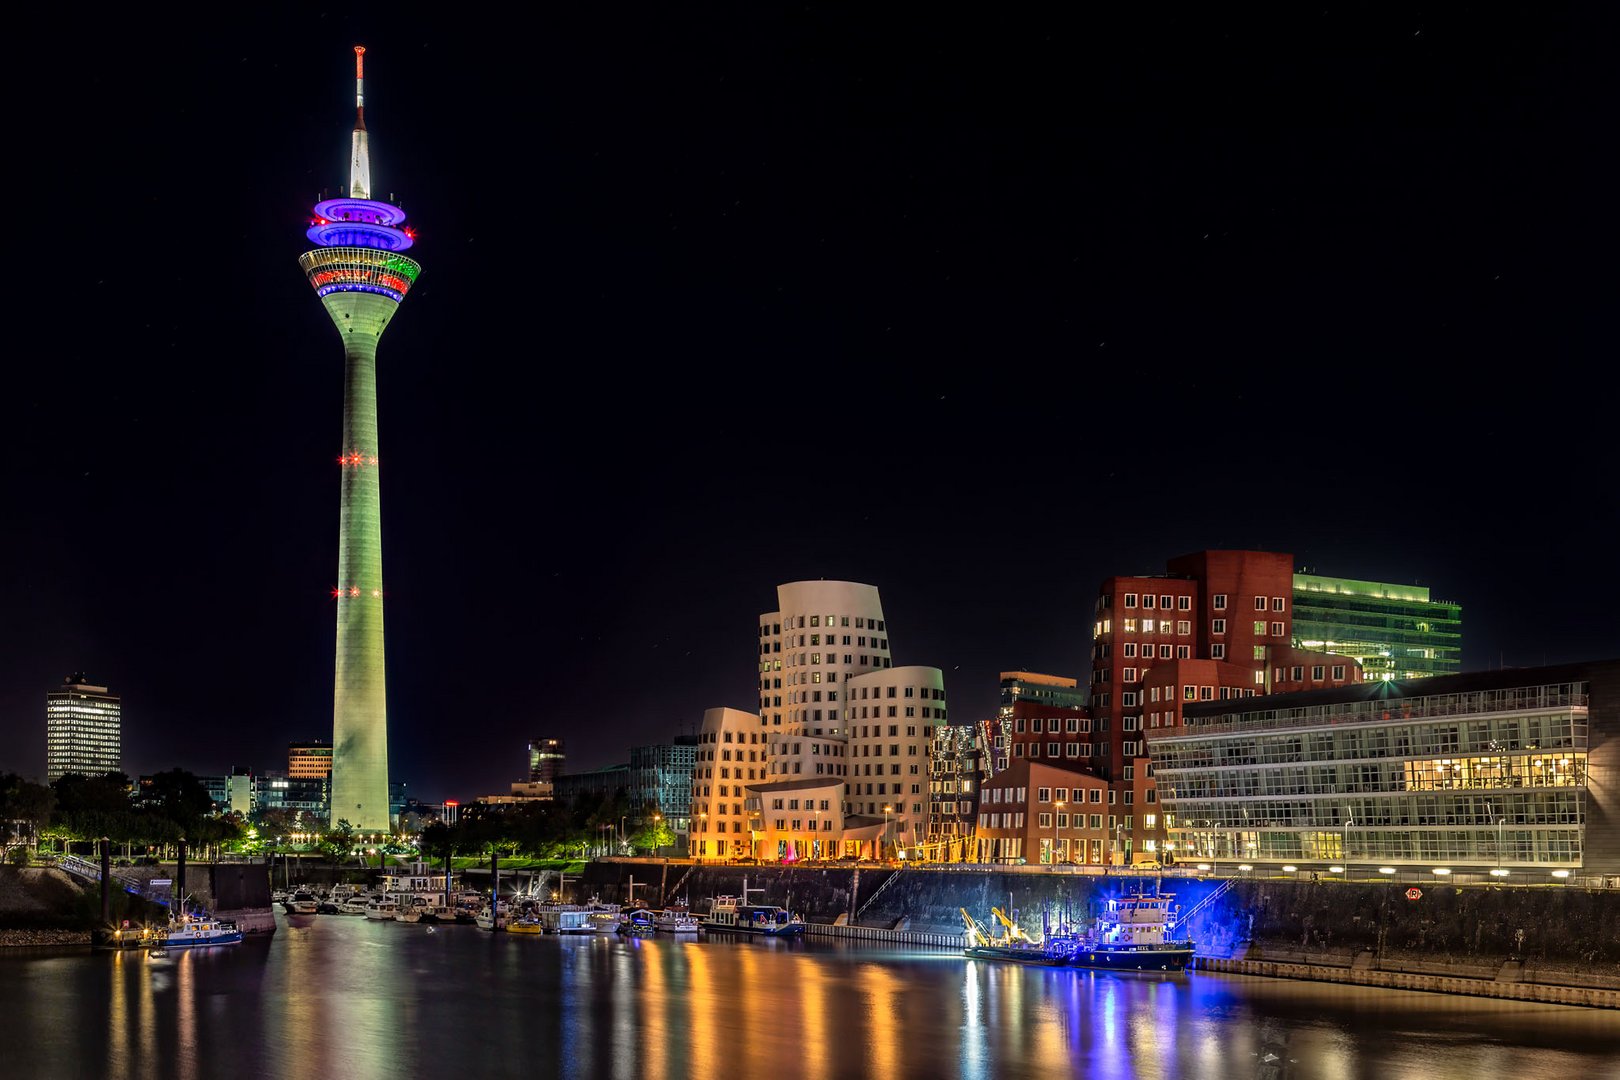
[1182,658,1616,721]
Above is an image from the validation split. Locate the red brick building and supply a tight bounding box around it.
[973,760,1112,865]
[1088,551,1360,863]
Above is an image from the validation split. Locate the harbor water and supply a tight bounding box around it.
[6,914,1617,1079]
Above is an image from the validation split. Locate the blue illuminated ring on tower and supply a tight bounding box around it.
[306,220,414,251]
[314,198,409,226]
[299,247,422,303]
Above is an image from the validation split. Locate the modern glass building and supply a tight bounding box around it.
[1150,661,1620,879]
[45,675,122,782]
[1292,574,1462,681]
[630,736,699,845]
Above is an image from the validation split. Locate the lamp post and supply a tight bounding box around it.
[883,804,892,862]
[651,813,662,858]
[1486,800,1507,877]
[1343,816,1354,880]
[1053,801,1065,866]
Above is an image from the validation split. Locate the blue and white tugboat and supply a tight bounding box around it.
[1068,893,1194,972]
[142,913,244,949]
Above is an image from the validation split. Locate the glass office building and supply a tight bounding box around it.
[1292,574,1462,681]
[1150,662,1618,878]
[45,675,122,782]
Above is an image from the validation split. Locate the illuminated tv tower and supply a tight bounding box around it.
[298,46,420,831]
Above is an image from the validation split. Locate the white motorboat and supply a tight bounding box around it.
[284,889,319,915]
[364,897,400,921]
[653,908,701,934]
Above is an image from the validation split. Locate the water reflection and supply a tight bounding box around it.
[0,921,1614,1080]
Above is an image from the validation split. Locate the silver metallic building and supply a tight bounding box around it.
[1150,660,1619,880]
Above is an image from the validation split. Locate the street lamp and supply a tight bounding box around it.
[1342,816,1354,879]
[1053,801,1065,866]
[883,805,893,861]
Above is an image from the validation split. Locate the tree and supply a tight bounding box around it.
[0,773,55,852]
[629,819,675,855]
[137,770,214,835]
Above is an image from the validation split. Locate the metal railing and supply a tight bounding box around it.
[806,921,964,948]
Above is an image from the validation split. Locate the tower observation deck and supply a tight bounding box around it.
[299,46,420,831]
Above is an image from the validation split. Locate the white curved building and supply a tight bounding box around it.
[759,581,891,783]
[689,707,766,860]
[845,666,948,850]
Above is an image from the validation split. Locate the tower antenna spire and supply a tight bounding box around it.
[350,45,371,200]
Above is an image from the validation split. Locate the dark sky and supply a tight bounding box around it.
[4,8,1615,801]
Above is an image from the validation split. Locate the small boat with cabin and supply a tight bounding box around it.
[284,889,319,915]
[143,914,244,949]
[702,896,805,937]
[617,909,657,937]
[653,908,701,934]
[364,897,400,921]
[535,904,595,934]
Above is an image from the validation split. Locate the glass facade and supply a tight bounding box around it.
[45,677,121,782]
[1154,679,1588,869]
[1292,574,1462,681]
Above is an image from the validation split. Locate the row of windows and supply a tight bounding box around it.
[1152,712,1584,772]
[1013,717,1092,734]
[761,615,887,634]
[1122,593,1194,611]
[1121,619,1193,635]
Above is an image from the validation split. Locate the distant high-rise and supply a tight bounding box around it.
[528,738,565,783]
[300,46,422,831]
[289,740,334,780]
[45,674,121,782]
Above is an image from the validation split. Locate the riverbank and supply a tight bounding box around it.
[577,861,1620,1004]
[0,928,91,947]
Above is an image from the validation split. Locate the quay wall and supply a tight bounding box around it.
[578,862,1620,979]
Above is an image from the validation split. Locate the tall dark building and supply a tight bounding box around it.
[528,738,565,783]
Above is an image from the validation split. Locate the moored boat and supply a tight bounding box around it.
[364,897,400,921]
[144,914,244,949]
[507,916,544,935]
[653,908,701,934]
[1068,894,1194,972]
[960,908,1070,965]
[284,889,318,915]
[617,909,657,937]
[535,904,595,934]
[702,896,805,937]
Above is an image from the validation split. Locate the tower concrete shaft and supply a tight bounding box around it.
[326,291,396,831]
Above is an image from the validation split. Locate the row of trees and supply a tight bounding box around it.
[0,770,243,860]
[422,793,675,861]
[1,770,680,865]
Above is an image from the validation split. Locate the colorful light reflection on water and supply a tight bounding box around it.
[2,917,1615,1079]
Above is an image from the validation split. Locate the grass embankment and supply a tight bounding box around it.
[0,866,161,942]
[447,857,587,874]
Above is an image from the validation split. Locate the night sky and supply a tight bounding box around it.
[5,8,1615,800]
